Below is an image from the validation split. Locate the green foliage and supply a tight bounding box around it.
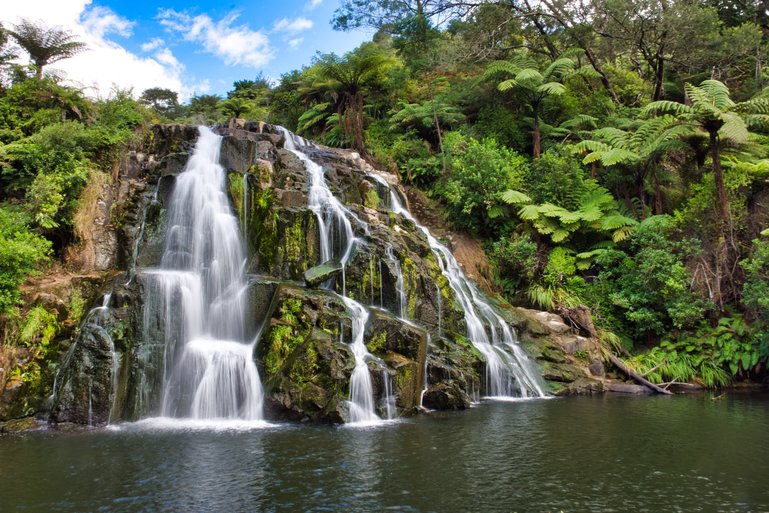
[630,315,763,388]
[501,179,636,244]
[8,19,86,78]
[0,206,51,314]
[590,218,711,341]
[19,305,59,354]
[527,246,584,310]
[139,87,182,119]
[491,232,538,297]
[741,238,769,324]
[438,133,528,234]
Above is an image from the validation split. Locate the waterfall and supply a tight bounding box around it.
[278,128,381,424]
[140,126,264,421]
[386,245,407,319]
[369,174,547,399]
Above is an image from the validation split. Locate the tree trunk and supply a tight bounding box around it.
[608,354,673,395]
[532,103,541,159]
[710,131,731,228]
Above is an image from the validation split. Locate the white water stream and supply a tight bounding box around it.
[368,174,547,398]
[141,127,264,421]
[279,128,381,424]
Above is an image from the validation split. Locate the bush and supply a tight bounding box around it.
[0,206,51,314]
[590,217,711,343]
[439,133,528,234]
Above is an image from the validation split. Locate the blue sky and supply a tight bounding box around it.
[0,0,371,100]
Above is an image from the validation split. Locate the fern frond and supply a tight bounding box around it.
[641,100,692,117]
[601,148,639,166]
[720,112,749,144]
[518,204,541,220]
[500,189,532,205]
[537,81,567,96]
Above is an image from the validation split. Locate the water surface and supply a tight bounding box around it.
[2,394,768,512]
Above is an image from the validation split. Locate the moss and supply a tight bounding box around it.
[454,334,483,360]
[289,339,318,385]
[252,189,278,269]
[401,255,419,319]
[263,296,308,376]
[359,254,381,305]
[366,330,387,354]
[228,172,245,224]
[394,362,414,390]
[364,188,380,210]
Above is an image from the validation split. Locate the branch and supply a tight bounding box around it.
[608,353,674,395]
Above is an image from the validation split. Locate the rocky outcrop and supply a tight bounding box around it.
[42,119,608,426]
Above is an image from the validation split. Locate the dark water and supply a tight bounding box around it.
[2,394,768,512]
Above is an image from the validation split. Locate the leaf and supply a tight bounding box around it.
[487,205,505,219]
[515,68,544,84]
[601,148,639,166]
[536,82,567,96]
[719,112,749,144]
[500,189,532,205]
[741,353,751,371]
[518,204,541,220]
[551,229,571,243]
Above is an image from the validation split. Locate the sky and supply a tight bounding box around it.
[0,0,371,100]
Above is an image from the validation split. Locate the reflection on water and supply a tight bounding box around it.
[2,394,768,512]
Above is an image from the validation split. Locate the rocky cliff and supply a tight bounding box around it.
[9,120,607,426]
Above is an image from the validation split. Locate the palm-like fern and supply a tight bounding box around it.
[484,53,576,158]
[640,79,769,227]
[500,185,637,243]
[9,19,86,79]
[571,116,691,213]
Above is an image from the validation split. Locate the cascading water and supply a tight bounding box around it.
[278,128,381,424]
[369,174,547,399]
[140,126,263,421]
[386,245,407,319]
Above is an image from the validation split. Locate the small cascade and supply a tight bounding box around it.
[140,126,264,421]
[386,245,407,319]
[51,292,120,426]
[279,127,381,424]
[375,176,546,399]
[382,371,395,420]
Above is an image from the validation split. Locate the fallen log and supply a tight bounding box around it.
[608,354,673,395]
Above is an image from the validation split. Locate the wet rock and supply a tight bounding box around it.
[422,381,469,410]
[0,417,42,433]
[304,260,343,288]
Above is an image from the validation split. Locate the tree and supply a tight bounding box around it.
[571,115,690,214]
[0,23,18,83]
[642,80,769,229]
[139,88,180,119]
[590,0,722,101]
[484,53,575,158]
[303,43,400,153]
[333,0,475,42]
[187,94,222,122]
[8,19,86,79]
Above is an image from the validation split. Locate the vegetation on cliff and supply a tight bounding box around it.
[2,1,769,401]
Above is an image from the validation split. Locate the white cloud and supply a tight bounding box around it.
[273,17,313,34]
[288,38,304,49]
[0,1,193,100]
[159,10,273,68]
[141,38,165,53]
[81,5,133,39]
[307,0,323,9]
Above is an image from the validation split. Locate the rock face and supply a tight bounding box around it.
[46,120,606,426]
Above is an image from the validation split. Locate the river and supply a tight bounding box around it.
[2,393,768,512]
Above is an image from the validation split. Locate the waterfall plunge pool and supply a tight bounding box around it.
[2,393,769,512]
